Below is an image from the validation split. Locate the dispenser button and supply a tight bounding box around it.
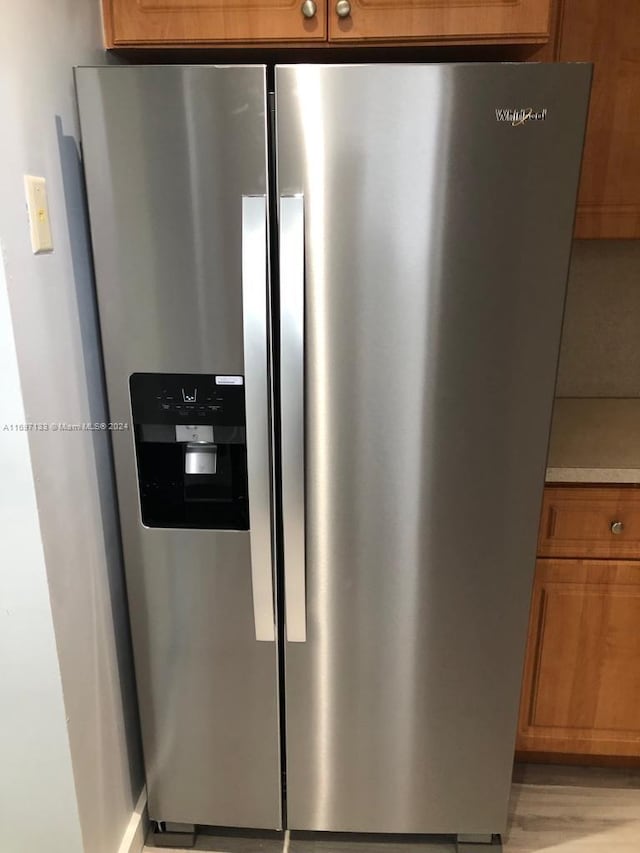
[185,444,217,476]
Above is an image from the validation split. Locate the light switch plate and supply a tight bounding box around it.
[24,175,53,254]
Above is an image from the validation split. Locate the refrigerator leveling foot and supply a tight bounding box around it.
[150,821,196,848]
[456,834,502,852]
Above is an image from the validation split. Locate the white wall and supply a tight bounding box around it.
[0,3,144,852]
[0,256,84,853]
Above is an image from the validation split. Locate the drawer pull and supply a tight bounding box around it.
[301,0,317,18]
[611,521,625,535]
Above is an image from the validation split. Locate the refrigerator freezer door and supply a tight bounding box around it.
[276,63,591,835]
[76,66,281,828]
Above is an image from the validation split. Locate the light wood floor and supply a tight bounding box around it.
[506,764,640,852]
[145,764,640,852]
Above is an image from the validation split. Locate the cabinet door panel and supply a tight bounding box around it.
[328,0,552,44]
[104,0,326,45]
[517,559,640,757]
[559,0,640,238]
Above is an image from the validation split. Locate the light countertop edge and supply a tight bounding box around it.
[546,466,640,484]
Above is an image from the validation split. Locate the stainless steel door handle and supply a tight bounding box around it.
[242,195,275,642]
[280,195,307,643]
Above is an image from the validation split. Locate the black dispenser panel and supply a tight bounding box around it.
[130,373,249,530]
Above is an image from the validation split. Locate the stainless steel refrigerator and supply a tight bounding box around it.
[76,63,591,848]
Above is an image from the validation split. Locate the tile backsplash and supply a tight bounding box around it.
[556,240,640,397]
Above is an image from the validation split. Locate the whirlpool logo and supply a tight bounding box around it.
[496,107,548,127]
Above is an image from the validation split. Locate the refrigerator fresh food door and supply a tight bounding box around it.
[76,66,282,829]
[276,63,591,836]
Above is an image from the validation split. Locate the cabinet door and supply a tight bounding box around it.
[328,0,552,44]
[517,559,640,758]
[103,0,326,46]
[559,0,640,238]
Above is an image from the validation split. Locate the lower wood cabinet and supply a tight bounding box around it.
[517,486,640,761]
[517,558,640,758]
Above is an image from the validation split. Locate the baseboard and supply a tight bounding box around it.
[117,787,149,853]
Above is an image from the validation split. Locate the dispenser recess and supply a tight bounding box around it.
[130,373,249,530]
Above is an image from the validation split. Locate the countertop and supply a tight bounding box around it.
[546,398,640,484]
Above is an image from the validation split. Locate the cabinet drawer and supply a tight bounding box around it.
[539,487,640,559]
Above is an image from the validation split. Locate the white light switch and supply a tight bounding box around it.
[24,175,53,254]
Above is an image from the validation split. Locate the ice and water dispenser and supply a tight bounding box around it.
[130,373,249,529]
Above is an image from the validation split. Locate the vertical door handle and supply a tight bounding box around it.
[280,196,307,643]
[242,196,275,642]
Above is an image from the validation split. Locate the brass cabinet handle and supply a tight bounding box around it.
[611,520,625,535]
[336,0,352,18]
[301,0,317,18]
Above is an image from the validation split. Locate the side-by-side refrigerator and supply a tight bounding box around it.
[76,63,591,846]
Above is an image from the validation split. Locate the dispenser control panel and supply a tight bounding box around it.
[130,373,245,427]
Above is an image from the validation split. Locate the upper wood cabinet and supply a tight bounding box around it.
[558,0,640,238]
[102,0,552,46]
[102,0,327,46]
[329,0,552,44]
